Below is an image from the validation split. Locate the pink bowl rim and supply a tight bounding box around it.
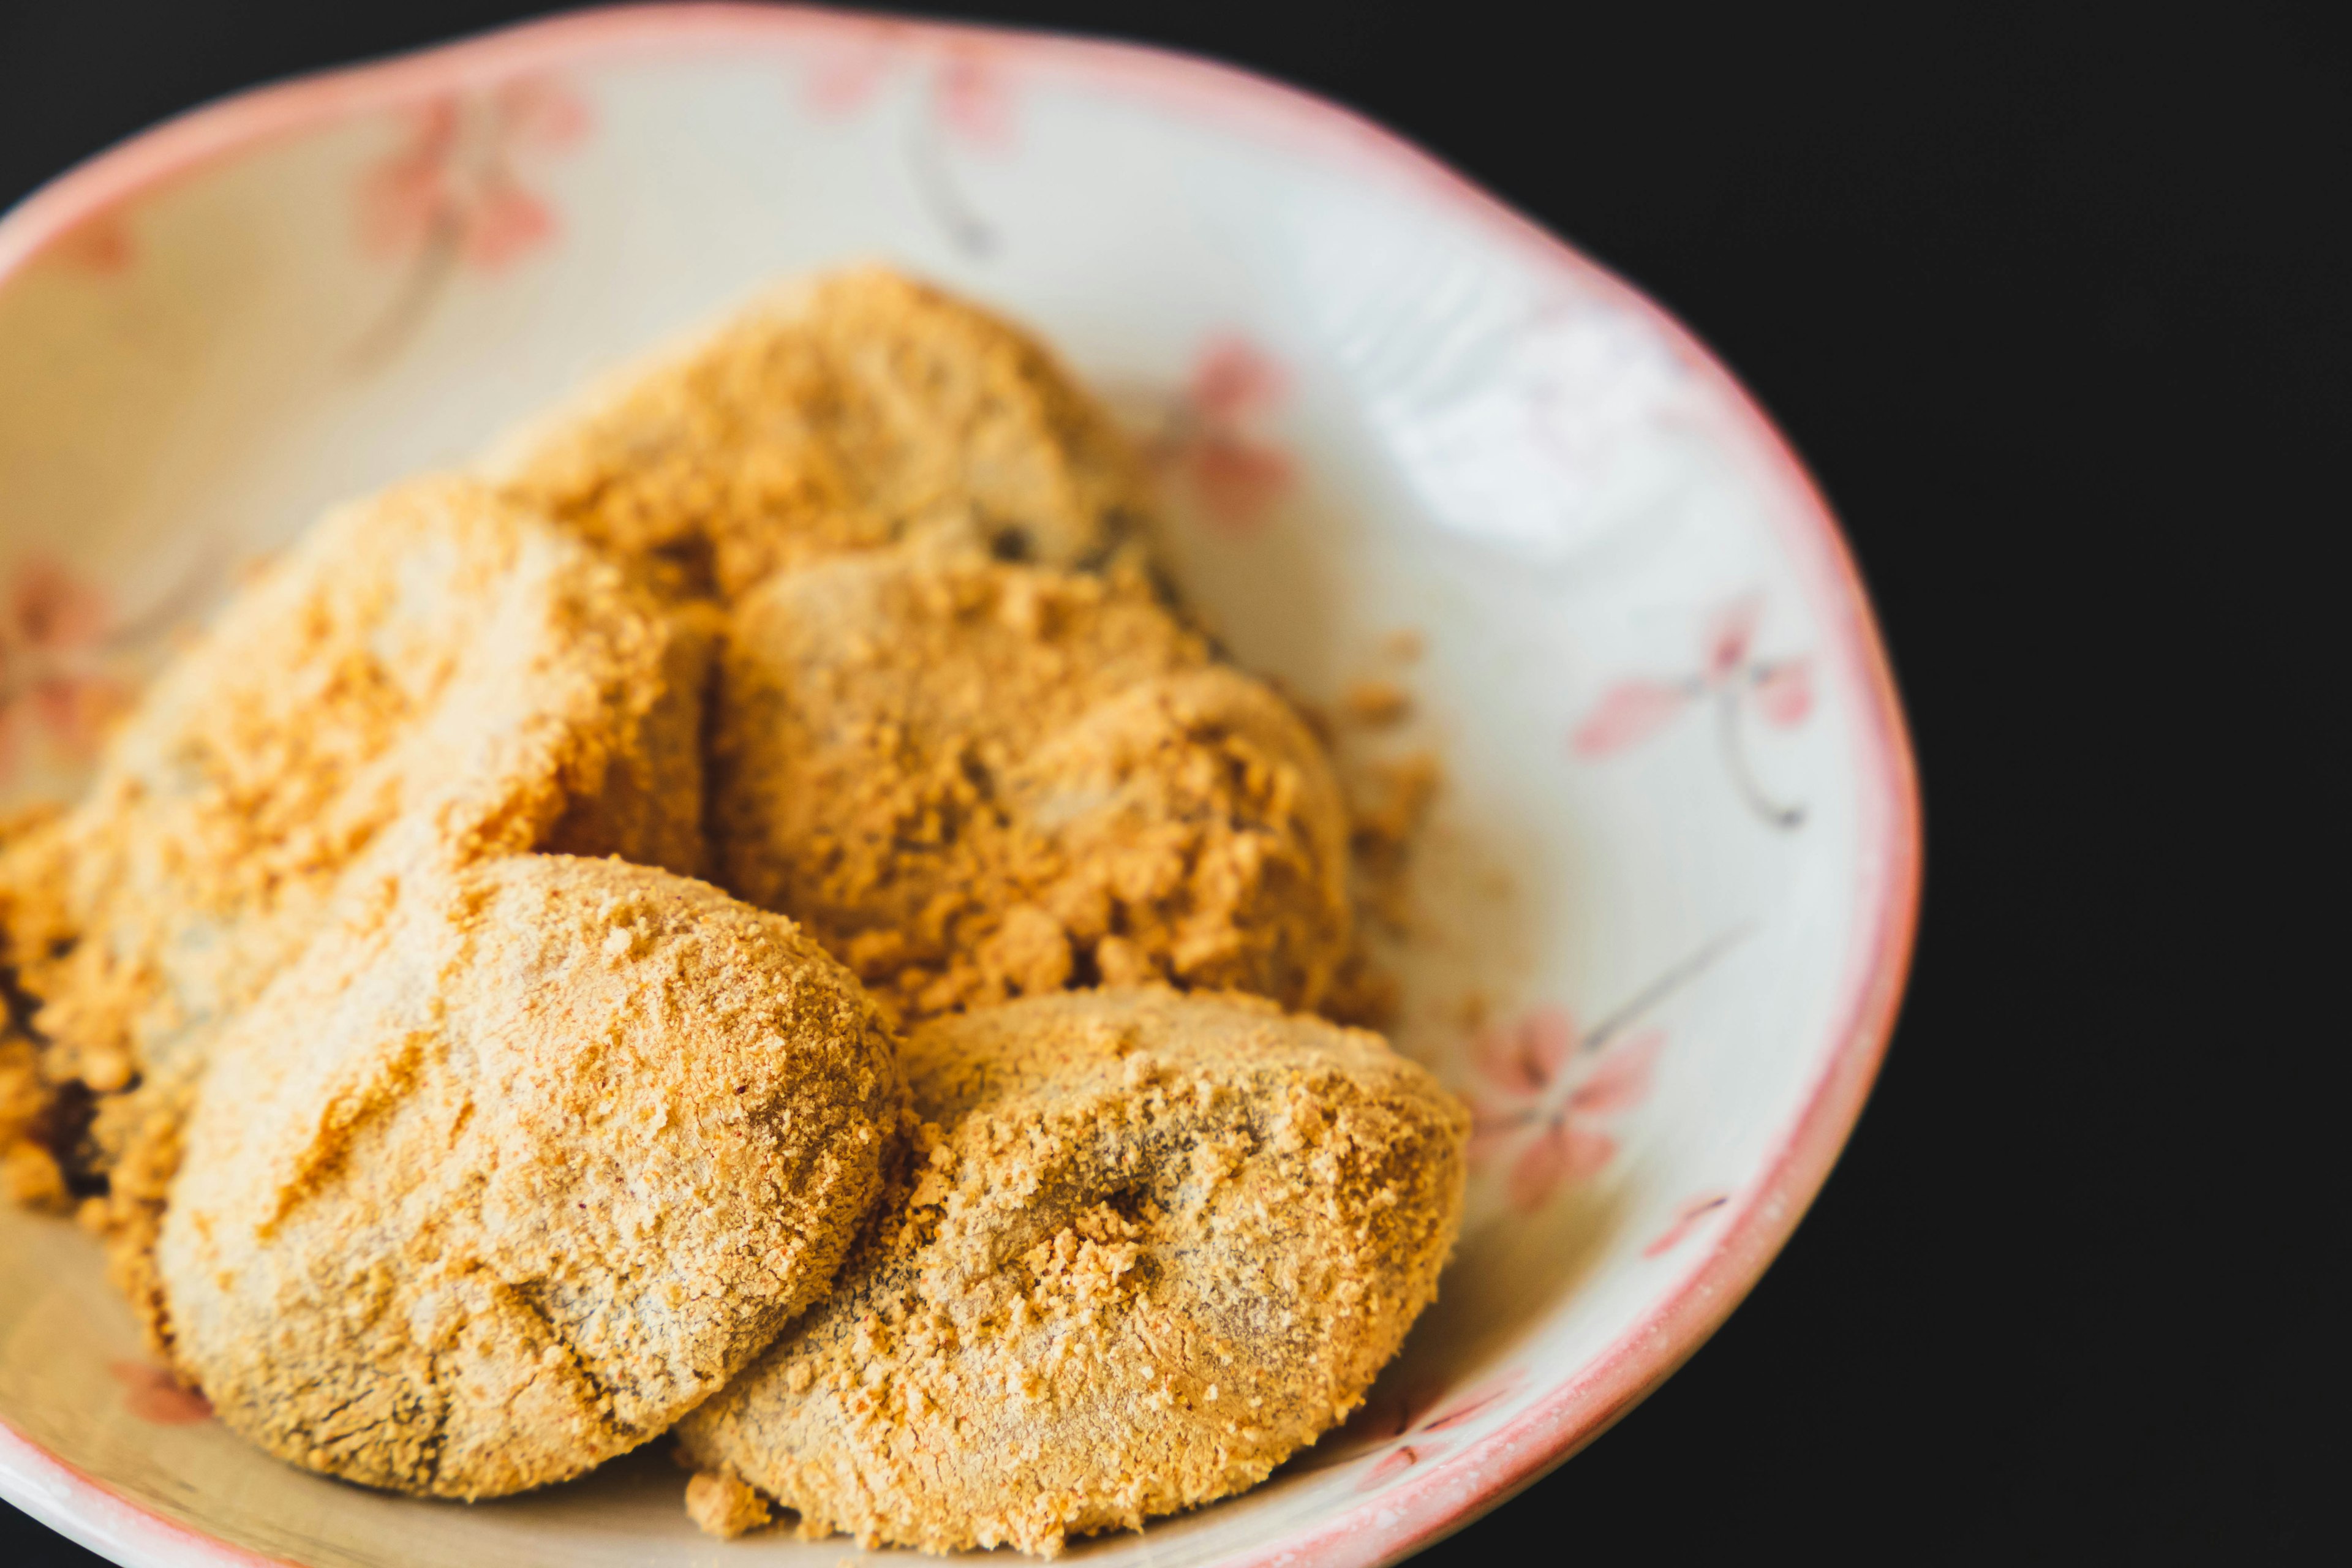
[0,6,1923,1566]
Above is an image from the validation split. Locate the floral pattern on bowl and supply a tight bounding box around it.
[0,7,1919,1567]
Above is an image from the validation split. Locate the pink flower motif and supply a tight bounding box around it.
[9,558,108,648]
[0,557,130,782]
[1189,437,1294,528]
[358,77,588,275]
[1642,1191,1733,1258]
[806,48,889,115]
[799,36,1017,149]
[1567,1030,1663,1117]
[1191,337,1287,422]
[1705,594,1762,679]
[1570,679,1688,755]
[1470,1005,1664,1212]
[1571,592,1813,829]
[347,77,589,364]
[495,75,592,152]
[1474,1003,1574,1098]
[796,23,906,116]
[793,37,1017,254]
[108,1361,211,1426]
[1754,657,1814,727]
[360,101,455,258]
[48,210,136,276]
[934,45,1017,149]
[1151,336,1296,535]
[458,173,554,271]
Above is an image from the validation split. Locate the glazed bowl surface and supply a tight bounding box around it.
[0,7,1918,1566]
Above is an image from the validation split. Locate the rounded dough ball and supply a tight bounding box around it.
[158,854,904,1501]
[484,268,1152,598]
[678,987,1468,1555]
[711,555,1352,1023]
[0,475,715,1335]
[0,471,713,1091]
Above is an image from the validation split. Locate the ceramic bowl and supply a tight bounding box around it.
[0,7,1919,1566]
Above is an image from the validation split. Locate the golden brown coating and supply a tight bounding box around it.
[484,268,1152,599]
[0,475,710,1090]
[0,1027,69,1211]
[157,854,904,1501]
[685,1469,775,1539]
[679,987,1468,1556]
[0,475,714,1316]
[710,556,1354,1023]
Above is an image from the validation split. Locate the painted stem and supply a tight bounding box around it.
[905,107,995,257]
[1715,682,1804,829]
[1470,923,1756,1139]
[349,211,460,369]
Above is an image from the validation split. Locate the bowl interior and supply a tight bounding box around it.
[0,11,1913,1567]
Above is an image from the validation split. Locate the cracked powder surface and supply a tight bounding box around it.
[710,553,1354,1025]
[157,853,904,1501]
[0,476,716,1327]
[0,271,1451,1543]
[679,986,1468,1556]
[483,268,1154,600]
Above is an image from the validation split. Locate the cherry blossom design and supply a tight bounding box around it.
[1468,926,1749,1212]
[0,557,130,783]
[1572,594,1814,829]
[797,39,1016,255]
[108,1361,211,1426]
[47,209,136,276]
[932,46,1017,149]
[0,552,223,789]
[1472,1013,1660,1212]
[1143,336,1297,535]
[350,75,590,363]
[1286,1368,1529,1486]
[1643,1191,1733,1259]
[904,45,1016,255]
[802,31,899,115]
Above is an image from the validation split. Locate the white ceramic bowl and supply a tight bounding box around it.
[0,7,1920,1566]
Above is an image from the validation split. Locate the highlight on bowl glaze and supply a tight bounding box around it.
[0,7,1919,1567]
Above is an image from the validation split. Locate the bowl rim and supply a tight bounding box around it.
[0,6,1923,1566]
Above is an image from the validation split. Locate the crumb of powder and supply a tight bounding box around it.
[2,1139,69,1212]
[1312,746,1444,1026]
[1341,679,1412,726]
[1348,751,1443,933]
[687,1469,776,1538]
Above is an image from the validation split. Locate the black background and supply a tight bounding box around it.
[1,3,2335,1563]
